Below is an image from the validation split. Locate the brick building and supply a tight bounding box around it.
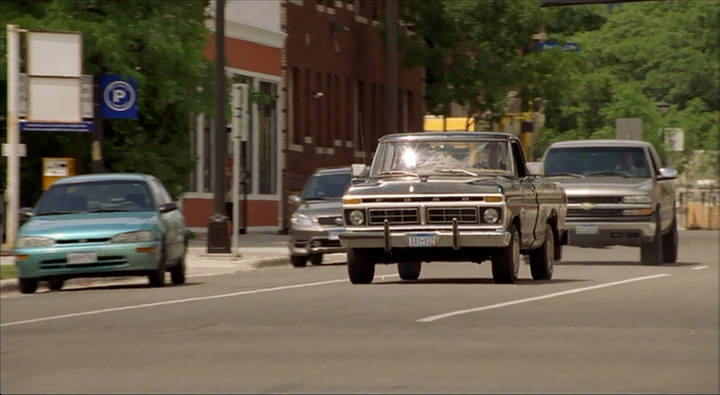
[282,0,425,227]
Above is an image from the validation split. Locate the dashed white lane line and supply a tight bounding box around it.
[1,277,356,328]
[691,266,709,271]
[417,273,671,323]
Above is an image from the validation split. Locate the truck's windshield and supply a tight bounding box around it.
[544,147,651,178]
[370,140,513,177]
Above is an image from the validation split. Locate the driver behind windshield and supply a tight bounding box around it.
[474,141,508,171]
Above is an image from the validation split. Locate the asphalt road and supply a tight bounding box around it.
[1,230,718,394]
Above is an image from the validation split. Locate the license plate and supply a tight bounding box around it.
[67,252,97,265]
[575,225,599,235]
[328,230,342,240]
[408,233,435,247]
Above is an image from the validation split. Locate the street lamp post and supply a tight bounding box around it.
[656,100,670,164]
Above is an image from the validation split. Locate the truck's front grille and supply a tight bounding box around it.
[426,208,478,224]
[368,208,419,225]
[568,196,622,204]
[568,208,624,217]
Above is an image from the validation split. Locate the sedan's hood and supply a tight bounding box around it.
[20,212,158,240]
[295,199,343,217]
[550,177,653,196]
[346,177,503,197]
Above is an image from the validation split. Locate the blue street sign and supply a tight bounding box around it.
[20,121,94,133]
[539,41,580,52]
[100,75,138,119]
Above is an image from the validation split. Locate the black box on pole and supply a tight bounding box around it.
[207,213,231,253]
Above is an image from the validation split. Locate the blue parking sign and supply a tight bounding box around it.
[100,75,138,119]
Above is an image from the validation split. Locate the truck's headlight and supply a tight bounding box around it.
[16,236,55,248]
[482,208,500,224]
[348,210,365,225]
[110,230,156,243]
[291,213,314,226]
[623,195,651,203]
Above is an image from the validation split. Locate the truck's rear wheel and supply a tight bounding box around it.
[530,225,555,280]
[492,225,520,283]
[347,248,375,284]
[398,261,421,281]
[641,211,663,265]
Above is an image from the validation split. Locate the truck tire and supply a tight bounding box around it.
[492,225,520,284]
[640,211,663,265]
[662,215,678,263]
[19,278,38,294]
[347,248,375,284]
[398,261,421,281]
[530,225,555,280]
[310,254,323,265]
[290,256,308,267]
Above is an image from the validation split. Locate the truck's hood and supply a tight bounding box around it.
[550,177,653,196]
[345,177,504,196]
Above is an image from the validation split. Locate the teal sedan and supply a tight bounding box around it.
[14,173,188,294]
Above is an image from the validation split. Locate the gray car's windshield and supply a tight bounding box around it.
[34,181,155,216]
[370,139,513,177]
[301,172,351,200]
[544,147,651,178]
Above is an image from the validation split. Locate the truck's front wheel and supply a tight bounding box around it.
[492,225,520,284]
[347,248,375,284]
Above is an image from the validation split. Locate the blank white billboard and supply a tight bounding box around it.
[27,31,82,77]
[28,77,82,122]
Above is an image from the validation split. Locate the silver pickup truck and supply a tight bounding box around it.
[540,139,678,265]
[340,132,567,284]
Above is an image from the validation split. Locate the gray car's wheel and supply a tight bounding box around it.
[290,255,308,267]
[170,256,186,285]
[492,225,520,283]
[662,213,678,263]
[347,248,375,284]
[530,225,555,280]
[398,261,421,281]
[310,254,323,265]
[47,278,65,291]
[18,278,38,294]
[641,211,663,265]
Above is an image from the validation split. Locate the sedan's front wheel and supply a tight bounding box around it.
[170,256,186,285]
[18,278,38,294]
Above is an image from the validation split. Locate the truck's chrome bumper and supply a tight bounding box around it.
[567,221,656,247]
[339,229,511,249]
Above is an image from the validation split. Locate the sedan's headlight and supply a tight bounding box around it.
[623,195,652,203]
[290,213,314,226]
[482,208,500,224]
[110,230,156,243]
[16,236,55,248]
[348,210,365,225]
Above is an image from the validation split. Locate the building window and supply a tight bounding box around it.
[304,69,311,140]
[291,67,302,144]
[326,73,332,147]
[258,81,278,195]
[356,0,368,17]
[354,81,364,152]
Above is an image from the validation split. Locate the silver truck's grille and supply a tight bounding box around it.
[568,208,624,217]
[426,208,478,224]
[368,208,419,225]
[568,196,622,204]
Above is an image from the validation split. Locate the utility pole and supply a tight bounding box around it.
[385,0,398,132]
[91,75,105,173]
[207,0,230,253]
[5,24,20,248]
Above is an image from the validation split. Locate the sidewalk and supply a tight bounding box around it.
[0,231,324,294]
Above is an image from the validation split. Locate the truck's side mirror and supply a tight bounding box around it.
[658,167,677,180]
[526,162,543,177]
[351,164,369,184]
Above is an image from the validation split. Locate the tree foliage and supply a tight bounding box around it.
[0,0,211,205]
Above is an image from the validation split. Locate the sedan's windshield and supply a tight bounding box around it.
[544,147,651,178]
[301,172,351,200]
[370,139,513,177]
[34,180,155,216]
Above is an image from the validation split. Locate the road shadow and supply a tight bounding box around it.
[557,260,698,267]
[375,277,586,285]
[56,281,203,292]
[312,262,347,267]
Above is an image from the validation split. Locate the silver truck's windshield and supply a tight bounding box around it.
[370,139,513,177]
[544,147,651,178]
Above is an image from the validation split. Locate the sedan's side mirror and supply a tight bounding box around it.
[159,202,178,213]
[19,207,34,219]
[658,167,677,180]
[526,162,543,177]
[288,194,302,205]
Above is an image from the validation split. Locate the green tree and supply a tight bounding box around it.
[0,0,211,205]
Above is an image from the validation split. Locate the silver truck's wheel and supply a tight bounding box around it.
[492,226,520,283]
[530,225,555,280]
[398,261,421,281]
[347,248,375,284]
[290,256,308,267]
[641,211,663,265]
[662,214,678,263]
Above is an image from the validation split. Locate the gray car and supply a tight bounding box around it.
[541,139,678,265]
[288,167,352,267]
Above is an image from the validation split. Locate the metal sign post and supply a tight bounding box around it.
[4,25,20,248]
[231,83,249,255]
